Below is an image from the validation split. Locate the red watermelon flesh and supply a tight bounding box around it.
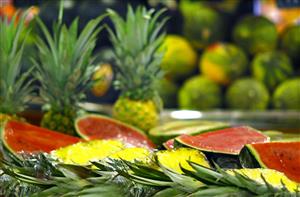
[163,139,174,149]
[2,121,81,155]
[176,126,269,155]
[75,115,156,149]
[247,141,300,183]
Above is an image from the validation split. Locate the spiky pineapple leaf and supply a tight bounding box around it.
[186,161,300,196]
[33,13,106,112]
[0,13,35,115]
[107,5,168,100]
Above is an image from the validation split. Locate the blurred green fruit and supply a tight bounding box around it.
[180,1,223,49]
[226,78,270,110]
[179,76,222,110]
[273,78,300,110]
[157,78,178,108]
[200,43,248,85]
[233,16,277,55]
[160,35,197,81]
[280,25,300,62]
[251,51,293,91]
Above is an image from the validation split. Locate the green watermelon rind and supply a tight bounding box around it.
[75,114,148,140]
[149,120,229,144]
[241,144,268,168]
[0,121,21,158]
[174,126,268,155]
[241,140,300,169]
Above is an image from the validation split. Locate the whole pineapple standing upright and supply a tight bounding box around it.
[33,8,105,134]
[0,14,35,125]
[108,6,167,131]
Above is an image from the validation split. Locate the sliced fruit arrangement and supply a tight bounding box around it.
[149,120,229,144]
[1,149,299,197]
[1,121,80,156]
[75,114,156,149]
[240,141,300,183]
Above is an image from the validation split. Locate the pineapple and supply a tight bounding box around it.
[107,6,168,131]
[156,148,210,174]
[0,14,34,125]
[33,9,105,134]
[52,139,125,165]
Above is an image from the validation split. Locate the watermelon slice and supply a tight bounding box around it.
[176,126,269,155]
[149,120,229,144]
[240,141,300,183]
[1,121,81,156]
[175,126,269,168]
[163,139,175,149]
[75,114,156,149]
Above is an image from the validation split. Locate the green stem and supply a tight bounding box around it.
[58,0,64,25]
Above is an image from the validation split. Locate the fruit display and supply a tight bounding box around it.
[272,78,300,110]
[109,6,166,131]
[180,0,223,49]
[226,78,270,110]
[0,119,299,196]
[160,35,197,81]
[179,76,222,110]
[200,43,248,85]
[233,15,278,55]
[251,51,293,90]
[0,2,299,196]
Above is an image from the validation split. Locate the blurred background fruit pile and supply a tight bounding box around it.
[1,0,299,111]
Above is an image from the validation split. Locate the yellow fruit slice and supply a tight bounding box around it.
[156,148,210,174]
[52,139,124,165]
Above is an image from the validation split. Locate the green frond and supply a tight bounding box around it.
[0,13,35,114]
[34,14,106,112]
[107,5,167,100]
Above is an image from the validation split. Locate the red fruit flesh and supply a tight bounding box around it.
[76,115,155,149]
[2,121,81,154]
[249,141,300,183]
[177,126,269,155]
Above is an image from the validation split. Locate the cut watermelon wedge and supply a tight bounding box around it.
[240,141,300,183]
[149,120,229,144]
[176,126,269,155]
[1,121,81,156]
[75,114,155,149]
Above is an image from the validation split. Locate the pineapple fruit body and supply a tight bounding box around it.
[113,97,159,132]
[41,108,76,135]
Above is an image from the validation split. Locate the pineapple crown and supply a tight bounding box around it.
[107,5,168,101]
[33,8,105,112]
[0,14,35,115]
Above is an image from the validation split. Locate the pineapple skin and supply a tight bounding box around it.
[112,97,159,132]
[41,109,76,135]
[0,113,25,126]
